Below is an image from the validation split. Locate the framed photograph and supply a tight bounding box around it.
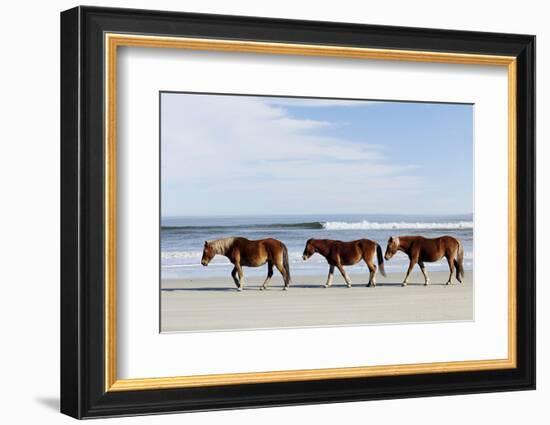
[60,6,535,419]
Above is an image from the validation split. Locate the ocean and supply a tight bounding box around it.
[161,214,473,280]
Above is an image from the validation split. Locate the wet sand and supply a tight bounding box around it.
[161,270,473,332]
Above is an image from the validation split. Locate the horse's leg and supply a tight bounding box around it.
[365,257,376,287]
[231,266,239,288]
[325,264,335,288]
[419,261,430,285]
[445,255,455,285]
[261,261,273,290]
[236,263,244,291]
[274,261,288,290]
[402,258,417,286]
[336,262,352,287]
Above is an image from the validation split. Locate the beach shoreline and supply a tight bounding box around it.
[161,270,473,332]
[161,213,474,280]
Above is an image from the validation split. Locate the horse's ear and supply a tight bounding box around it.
[389,236,393,242]
[204,241,208,247]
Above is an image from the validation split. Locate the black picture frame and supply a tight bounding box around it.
[61,5,535,419]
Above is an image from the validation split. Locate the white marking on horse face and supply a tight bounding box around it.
[385,236,400,260]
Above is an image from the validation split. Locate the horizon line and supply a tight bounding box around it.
[161,212,474,219]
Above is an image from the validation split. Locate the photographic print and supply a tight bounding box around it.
[61,8,535,417]
[160,92,474,332]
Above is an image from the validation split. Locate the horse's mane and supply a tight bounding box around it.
[208,237,235,255]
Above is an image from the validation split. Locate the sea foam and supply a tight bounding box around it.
[322,220,474,230]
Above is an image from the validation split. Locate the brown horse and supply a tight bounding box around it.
[302,239,386,287]
[384,235,464,286]
[201,237,291,291]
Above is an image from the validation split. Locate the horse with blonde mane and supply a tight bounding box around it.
[201,237,291,291]
[384,235,464,286]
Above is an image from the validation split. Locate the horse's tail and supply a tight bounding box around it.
[282,243,291,286]
[455,241,465,281]
[376,243,387,277]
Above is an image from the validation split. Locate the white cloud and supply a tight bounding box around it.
[161,94,422,216]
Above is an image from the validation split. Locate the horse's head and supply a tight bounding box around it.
[384,236,400,260]
[302,239,316,260]
[201,241,215,266]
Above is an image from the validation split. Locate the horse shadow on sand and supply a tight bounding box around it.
[162,286,236,292]
[162,281,451,292]
[283,282,449,288]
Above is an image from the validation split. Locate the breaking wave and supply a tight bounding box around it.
[321,221,474,230]
[163,220,473,232]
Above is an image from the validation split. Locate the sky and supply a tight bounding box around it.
[161,92,473,217]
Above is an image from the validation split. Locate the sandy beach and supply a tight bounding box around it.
[161,270,473,332]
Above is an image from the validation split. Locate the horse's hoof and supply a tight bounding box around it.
[237,287,243,291]
[259,286,265,291]
[283,286,288,291]
[445,282,451,286]
[346,284,352,288]
[324,284,329,288]
[402,283,407,287]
